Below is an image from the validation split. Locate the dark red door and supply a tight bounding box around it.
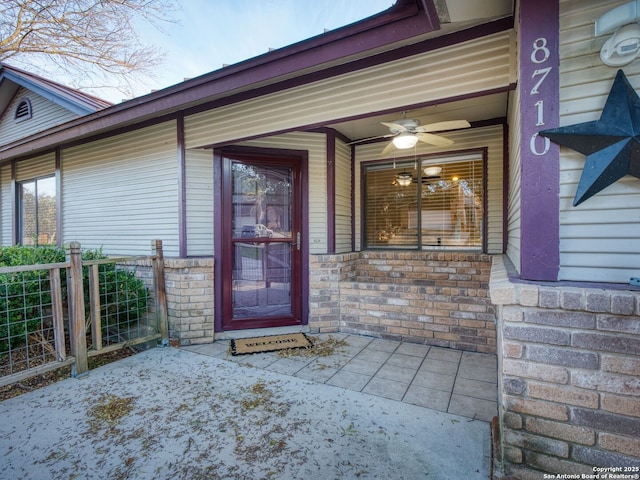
[220,153,303,330]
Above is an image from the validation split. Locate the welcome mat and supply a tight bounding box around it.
[230,333,313,356]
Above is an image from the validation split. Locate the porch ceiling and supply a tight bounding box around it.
[326,92,509,144]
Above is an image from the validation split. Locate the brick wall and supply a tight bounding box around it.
[490,255,640,478]
[163,258,215,345]
[310,251,496,353]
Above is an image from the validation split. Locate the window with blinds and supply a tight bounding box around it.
[363,153,484,250]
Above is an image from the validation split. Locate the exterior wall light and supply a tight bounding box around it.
[596,0,640,66]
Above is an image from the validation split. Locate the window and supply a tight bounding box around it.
[19,177,56,246]
[363,153,484,250]
[14,98,32,122]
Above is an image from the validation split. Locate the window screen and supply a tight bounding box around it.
[363,153,484,250]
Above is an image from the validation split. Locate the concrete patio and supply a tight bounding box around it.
[184,332,499,423]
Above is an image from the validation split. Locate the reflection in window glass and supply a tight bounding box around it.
[20,176,56,245]
[364,154,484,250]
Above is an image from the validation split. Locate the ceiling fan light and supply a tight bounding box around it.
[392,132,419,149]
[396,173,413,187]
[423,166,442,177]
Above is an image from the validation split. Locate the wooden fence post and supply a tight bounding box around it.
[153,240,169,346]
[67,241,88,376]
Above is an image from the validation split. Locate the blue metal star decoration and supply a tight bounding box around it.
[540,69,640,206]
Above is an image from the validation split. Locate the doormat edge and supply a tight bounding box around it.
[230,332,314,356]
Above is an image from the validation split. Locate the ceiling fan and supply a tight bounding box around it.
[350,114,471,155]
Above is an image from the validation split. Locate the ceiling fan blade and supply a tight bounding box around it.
[381,122,407,132]
[381,141,396,155]
[415,120,471,133]
[346,133,394,145]
[417,133,454,147]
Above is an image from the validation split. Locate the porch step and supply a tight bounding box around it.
[214,325,310,340]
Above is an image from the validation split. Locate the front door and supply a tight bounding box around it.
[220,152,303,330]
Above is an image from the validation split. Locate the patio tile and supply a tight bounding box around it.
[374,363,418,384]
[355,348,394,364]
[427,347,463,363]
[342,358,383,376]
[457,364,498,384]
[362,377,409,401]
[395,343,430,357]
[448,394,498,423]
[386,353,424,369]
[264,357,311,375]
[453,378,498,402]
[295,364,340,383]
[412,370,456,392]
[419,358,460,376]
[234,353,280,368]
[326,369,371,391]
[341,335,374,348]
[403,384,451,412]
[182,343,229,357]
[462,352,498,369]
[367,338,400,352]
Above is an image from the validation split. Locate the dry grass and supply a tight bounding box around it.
[277,335,349,358]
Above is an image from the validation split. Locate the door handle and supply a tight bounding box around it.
[296,232,301,251]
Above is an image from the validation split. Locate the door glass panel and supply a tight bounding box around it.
[232,242,292,318]
[232,163,292,239]
[230,161,294,320]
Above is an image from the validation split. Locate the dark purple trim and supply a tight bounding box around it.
[482,147,489,254]
[351,144,356,252]
[327,132,336,254]
[502,123,509,254]
[10,161,16,245]
[55,148,62,248]
[518,0,560,281]
[177,114,187,257]
[213,150,224,333]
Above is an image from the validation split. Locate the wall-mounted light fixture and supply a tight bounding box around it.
[596,0,640,66]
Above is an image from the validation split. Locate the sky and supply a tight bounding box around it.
[100,0,395,103]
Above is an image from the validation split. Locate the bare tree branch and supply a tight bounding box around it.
[0,0,178,98]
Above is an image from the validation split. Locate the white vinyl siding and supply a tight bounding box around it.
[335,138,352,253]
[238,133,327,254]
[15,152,55,181]
[61,122,179,256]
[185,148,214,256]
[184,31,513,149]
[507,87,522,272]
[557,0,640,283]
[0,164,11,245]
[354,125,504,254]
[0,88,78,146]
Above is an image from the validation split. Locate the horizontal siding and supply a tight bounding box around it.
[557,0,640,283]
[239,132,327,254]
[185,31,513,149]
[61,122,179,256]
[506,88,522,272]
[335,139,352,254]
[185,148,214,256]
[0,88,78,146]
[15,152,55,181]
[354,125,504,254]
[0,164,11,245]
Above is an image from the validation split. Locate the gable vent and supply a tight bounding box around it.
[15,98,32,122]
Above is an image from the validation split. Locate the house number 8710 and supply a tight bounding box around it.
[529,37,551,156]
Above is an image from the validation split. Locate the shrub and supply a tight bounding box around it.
[0,245,149,353]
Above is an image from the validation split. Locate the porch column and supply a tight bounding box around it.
[518,0,560,281]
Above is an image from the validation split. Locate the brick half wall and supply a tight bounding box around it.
[310,251,496,353]
[490,255,640,478]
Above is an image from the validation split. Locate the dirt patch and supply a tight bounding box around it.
[0,347,137,402]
